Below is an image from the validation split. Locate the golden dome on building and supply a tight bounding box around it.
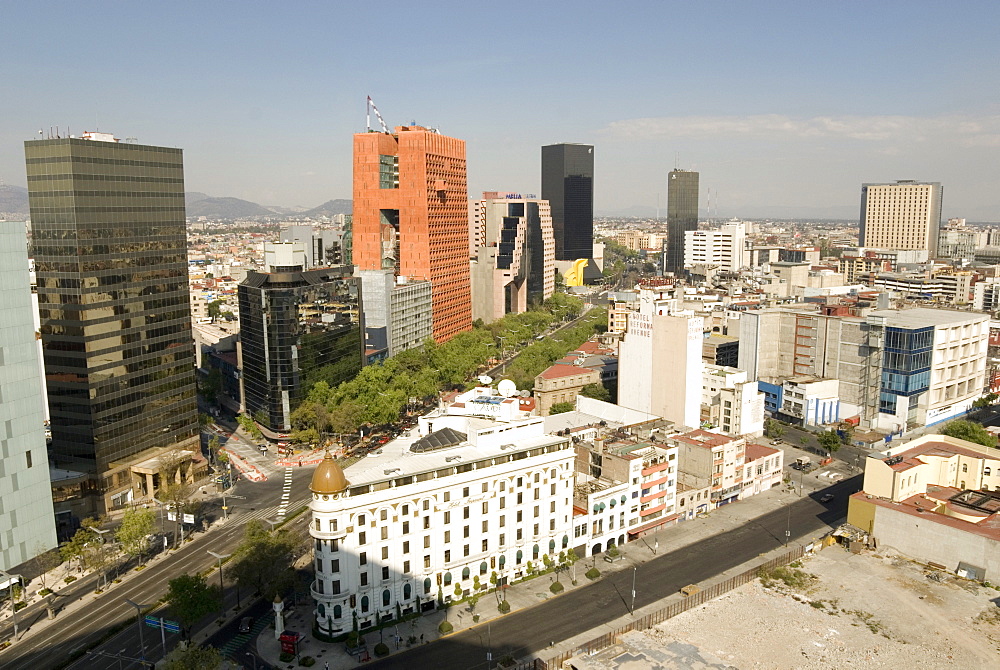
[310,451,349,494]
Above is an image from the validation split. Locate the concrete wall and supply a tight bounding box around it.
[870,503,1000,581]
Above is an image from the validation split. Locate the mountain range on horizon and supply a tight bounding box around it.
[2,183,996,222]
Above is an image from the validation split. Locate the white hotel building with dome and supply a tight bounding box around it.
[308,388,576,636]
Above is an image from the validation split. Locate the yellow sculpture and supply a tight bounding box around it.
[563,258,589,286]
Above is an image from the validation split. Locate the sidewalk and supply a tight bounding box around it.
[252,479,834,669]
[0,477,235,646]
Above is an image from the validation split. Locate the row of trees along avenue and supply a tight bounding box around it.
[286,294,607,444]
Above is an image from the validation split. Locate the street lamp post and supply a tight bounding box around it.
[124,598,152,666]
[244,652,258,670]
[0,570,22,642]
[207,550,230,617]
[93,527,112,590]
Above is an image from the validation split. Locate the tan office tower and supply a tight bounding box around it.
[859,180,943,257]
[353,125,472,342]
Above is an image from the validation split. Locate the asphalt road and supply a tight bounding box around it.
[0,463,315,670]
[364,476,860,670]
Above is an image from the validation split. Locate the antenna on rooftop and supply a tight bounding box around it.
[366,96,390,134]
[674,152,679,170]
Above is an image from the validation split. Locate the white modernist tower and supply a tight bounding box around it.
[309,413,576,635]
[617,293,704,429]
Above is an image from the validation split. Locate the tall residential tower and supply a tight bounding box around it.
[25,132,198,515]
[352,125,471,342]
[541,143,594,261]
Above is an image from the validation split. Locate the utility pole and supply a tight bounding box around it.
[785,504,791,547]
[630,567,636,615]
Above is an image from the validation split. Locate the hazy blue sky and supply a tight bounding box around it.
[3,1,999,219]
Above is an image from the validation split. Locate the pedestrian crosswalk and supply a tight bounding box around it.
[218,612,273,660]
[276,467,293,520]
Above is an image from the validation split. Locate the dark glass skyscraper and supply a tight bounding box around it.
[541,143,594,261]
[239,261,363,432]
[25,134,198,511]
[666,169,699,275]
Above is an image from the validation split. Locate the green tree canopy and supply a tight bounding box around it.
[580,383,611,402]
[549,402,574,415]
[227,520,299,601]
[163,643,222,670]
[817,430,841,454]
[940,419,997,448]
[117,507,155,566]
[166,574,221,638]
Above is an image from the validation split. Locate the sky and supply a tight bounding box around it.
[3,1,1000,220]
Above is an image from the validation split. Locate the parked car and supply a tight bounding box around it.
[239,617,253,633]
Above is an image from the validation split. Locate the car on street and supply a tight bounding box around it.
[819,494,835,503]
[239,617,253,633]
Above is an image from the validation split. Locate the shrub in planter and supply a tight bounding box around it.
[64,576,77,584]
[585,567,601,580]
[472,614,480,623]
[345,631,363,652]
[39,588,52,597]
[498,654,517,667]
[438,621,453,634]
[280,651,295,662]
[13,602,27,612]
[299,656,316,666]
[549,581,564,594]
[373,642,390,657]
[498,599,511,613]
[606,545,620,558]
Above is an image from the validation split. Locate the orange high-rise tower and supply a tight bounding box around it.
[353,126,472,342]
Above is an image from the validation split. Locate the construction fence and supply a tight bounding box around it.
[535,545,807,670]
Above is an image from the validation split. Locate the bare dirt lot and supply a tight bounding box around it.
[651,547,1000,669]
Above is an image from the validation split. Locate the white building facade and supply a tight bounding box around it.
[0,226,58,569]
[618,293,703,429]
[701,365,765,437]
[309,412,575,635]
[683,225,746,272]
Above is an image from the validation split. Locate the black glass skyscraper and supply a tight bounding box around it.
[239,265,364,432]
[25,134,198,510]
[666,169,699,275]
[541,143,594,261]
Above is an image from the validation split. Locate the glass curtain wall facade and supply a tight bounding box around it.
[666,169,699,275]
[25,138,197,502]
[879,326,933,415]
[542,144,594,261]
[239,267,364,432]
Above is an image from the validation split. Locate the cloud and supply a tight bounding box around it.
[601,113,1000,144]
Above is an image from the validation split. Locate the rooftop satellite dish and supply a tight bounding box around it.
[497,379,517,398]
[520,390,530,397]
[478,375,493,385]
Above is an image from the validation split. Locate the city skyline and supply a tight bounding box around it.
[3,2,1000,220]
